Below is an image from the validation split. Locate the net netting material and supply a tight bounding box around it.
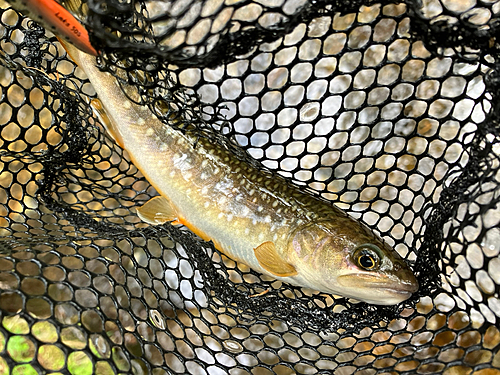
[0,0,499,373]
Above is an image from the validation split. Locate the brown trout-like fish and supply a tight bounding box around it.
[58,39,418,305]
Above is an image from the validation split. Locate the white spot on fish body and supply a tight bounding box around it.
[272,201,279,208]
[138,118,145,126]
[273,233,278,241]
[204,201,210,208]
[264,215,271,223]
[258,233,265,241]
[227,214,233,222]
[174,154,193,172]
[249,189,255,196]
[218,212,224,219]
[124,101,131,109]
[257,206,264,212]
[160,143,168,152]
[146,128,154,136]
[170,171,176,177]
[218,196,227,206]
[201,172,210,180]
[201,186,209,195]
[245,228,250,235]
[215,180,234,193]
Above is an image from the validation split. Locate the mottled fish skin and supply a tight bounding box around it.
[62,42,418,305]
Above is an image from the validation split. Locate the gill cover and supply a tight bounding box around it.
[288,220,418,304]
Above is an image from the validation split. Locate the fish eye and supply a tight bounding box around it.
[354,245,381,270]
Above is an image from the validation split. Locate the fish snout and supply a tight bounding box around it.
[378,258,418,293]
[393,263,419,293]
[358,260,419,295]
[335,272,417,305]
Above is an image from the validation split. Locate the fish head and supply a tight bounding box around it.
[287,217,418,305]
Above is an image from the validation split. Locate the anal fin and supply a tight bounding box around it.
[90,98,126,149]
[254,241,297,277]
[137,196,179,225]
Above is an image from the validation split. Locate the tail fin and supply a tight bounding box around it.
[57,35,127,150]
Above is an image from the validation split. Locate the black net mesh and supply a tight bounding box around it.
[0,0,499,373]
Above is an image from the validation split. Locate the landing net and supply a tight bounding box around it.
[0,0,499,374]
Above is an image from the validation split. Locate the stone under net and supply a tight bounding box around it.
[0,0,499,374]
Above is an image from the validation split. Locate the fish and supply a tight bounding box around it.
[45,7,417,304]
[6,0,97,56]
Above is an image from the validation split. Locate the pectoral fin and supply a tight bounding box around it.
[254,241,297,277]
[137,196,180,225]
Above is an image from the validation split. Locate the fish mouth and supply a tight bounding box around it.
[366,289,413,305]
[337,274,419,294]
[332,274,418,305]
[364,281,419,294]
[366,286,414,298]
